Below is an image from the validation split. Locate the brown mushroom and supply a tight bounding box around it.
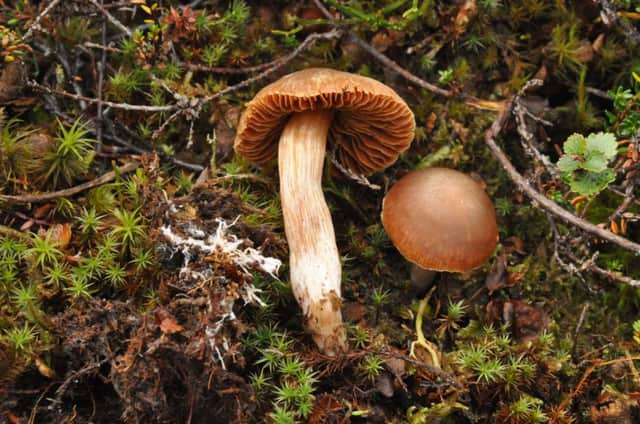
[381,167,498,274]
[234,68,415,355]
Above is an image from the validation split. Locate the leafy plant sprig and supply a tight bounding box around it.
[606,72,640,138]
[556,132,618,197]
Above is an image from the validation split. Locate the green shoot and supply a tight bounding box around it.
[556,132,618,197]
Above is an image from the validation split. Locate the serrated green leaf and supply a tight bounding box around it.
[568,169,615,196]
[585,132,617,159]
[581,152,608,172]
[563,134,586,155]
[557,156,580,172]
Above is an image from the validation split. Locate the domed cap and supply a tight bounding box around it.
[234,68,415,175]
[381,167,498,272]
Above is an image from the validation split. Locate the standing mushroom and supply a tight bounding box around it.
[381,167,498,366]
[234,68,415,355]
[381,167,498,275]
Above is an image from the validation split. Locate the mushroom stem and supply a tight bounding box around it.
[278,110,347,355]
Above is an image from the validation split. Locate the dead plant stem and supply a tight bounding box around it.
[0,161,139,204]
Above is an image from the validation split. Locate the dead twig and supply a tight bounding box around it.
[348,29,504,110]
[88,0,133,37]
[6,210,51,227]
[311,0,503,111]
[27,382,56,424]
[567,250,640,287]
[208,173,273,187]
[202,29,344,104]
[344,31,452,98]
[21,0,63,41]
[571,304,589,360]
[152,29,344,141]
[186,26,344,75]
[187,59,283,75]
[95,0,108,151]
[105,122,205,172]
[0,161,139,204]
[546,214,589,286]
[556,354,640,415]
[595,0,640,46]
[53,357,110,405]
[83,41,122,53]
[311,0,450,98]
[512,80,559,179]
[331,155,381,190]
[607,175,638,224]
[27,80,180,113]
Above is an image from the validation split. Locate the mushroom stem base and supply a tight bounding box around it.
[278,110,347,355]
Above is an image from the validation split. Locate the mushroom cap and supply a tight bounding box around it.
[234,68,415,175]
[381,167,498,272]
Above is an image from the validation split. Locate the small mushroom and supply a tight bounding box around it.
[381,167,498,367]
[381,167,498,275]
[234,68,415,355]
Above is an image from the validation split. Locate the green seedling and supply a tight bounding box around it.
[556,132,618,197]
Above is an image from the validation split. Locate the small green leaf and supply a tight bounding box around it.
[585,132,617,159]
[557,156,580,172]
[563,133,586,155]
[568,169,616,196]
[581,152,608,173]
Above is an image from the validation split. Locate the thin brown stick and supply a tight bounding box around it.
[21,0,63,41]
[104,122,205,171]
[28,382,56,424]
[27,80,180,112]
[311,0,503,111]
[345,32,452,98]
[83,41,122,53]
[311,0,450,98]
[557,354,640,413]
[595,0,640,46]
[188,29,349,75]
[208,173,273,186]
[95,1,108,151]
[151,29,344,140]
[187,59,280,74]
[202,29,344,103]
[53,358,110,404]
[568,250,640,287]
[484,102,640,254]
[571,304,589,359]
[347,31,504,111]
[88,0,133,36]
[0,161,139,204]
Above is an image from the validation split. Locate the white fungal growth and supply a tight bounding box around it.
[161,217,281,368]
[160,217,281,279]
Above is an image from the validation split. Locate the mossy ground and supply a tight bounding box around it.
[2,0,640,423]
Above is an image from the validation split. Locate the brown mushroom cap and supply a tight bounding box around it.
[381,167,498,272]
[234,68,415,174]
